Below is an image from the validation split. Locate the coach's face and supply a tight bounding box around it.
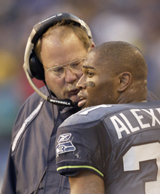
[76,50,119,108]
[41,30,88,105]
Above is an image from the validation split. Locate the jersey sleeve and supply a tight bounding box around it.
[56,120,106,179]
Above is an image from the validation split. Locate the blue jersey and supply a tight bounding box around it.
[56,101,160,194]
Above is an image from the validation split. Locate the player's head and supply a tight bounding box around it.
[77,41,148,108]
[24,13,95,105]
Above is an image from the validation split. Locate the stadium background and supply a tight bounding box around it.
[0,0,160,189]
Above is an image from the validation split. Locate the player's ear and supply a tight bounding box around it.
[117,72,132,92]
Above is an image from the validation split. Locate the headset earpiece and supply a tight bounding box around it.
[24,12,92,81]
[29,51,45,80]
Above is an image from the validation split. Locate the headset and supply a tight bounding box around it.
[23,12,92,106]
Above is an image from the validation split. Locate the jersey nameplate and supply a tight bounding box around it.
[110,108,160,139]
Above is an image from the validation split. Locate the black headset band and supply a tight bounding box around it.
[31,12,92,44]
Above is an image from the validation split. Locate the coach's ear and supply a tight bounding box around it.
[91,42,95,48]
[88,42,95,52]
[117,72,132,92]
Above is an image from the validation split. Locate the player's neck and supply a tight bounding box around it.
[116,91,146,104]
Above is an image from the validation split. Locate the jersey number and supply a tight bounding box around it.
[123,142,160,193]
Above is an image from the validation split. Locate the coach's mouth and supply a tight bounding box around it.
[68,89,79,95]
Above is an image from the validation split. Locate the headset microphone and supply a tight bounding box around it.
[23,66,73,106]
[47,97,73,106]
[23,12,92,106]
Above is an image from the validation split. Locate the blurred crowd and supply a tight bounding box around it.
[0,0,160,189]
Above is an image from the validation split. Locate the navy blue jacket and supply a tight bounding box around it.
[1,87,80,194]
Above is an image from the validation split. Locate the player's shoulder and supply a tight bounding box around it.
[60,104,111,127]
[147,90,159,101]
[60,101,160,127]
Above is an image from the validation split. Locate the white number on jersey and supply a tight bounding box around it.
[123,142,160,193]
